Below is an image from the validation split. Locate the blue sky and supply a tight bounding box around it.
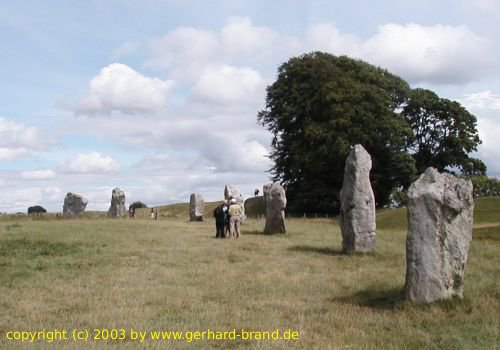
[1,0,500,212]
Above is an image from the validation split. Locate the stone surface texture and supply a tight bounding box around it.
[405,167,474,304]
[107,187,126,218]
[189,193,205,221]
[339,144,376,253]
[263,183,287,234]
[63,192,88,217]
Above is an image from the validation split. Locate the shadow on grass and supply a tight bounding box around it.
[332,287,474,313]
[242,230,288,237]
[242,230,265,236]
[331,286,406,311]
[288,245,344,256]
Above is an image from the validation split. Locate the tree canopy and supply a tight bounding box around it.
[258,52,484,214]
[402,88,485,175]
[129,201,148,210]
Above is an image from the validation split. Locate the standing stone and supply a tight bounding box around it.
[339,144,376,253]
[189,193,204,221]
[63,192,88,217]
[263,183,287,234]
[107,187,126,218]
[224,184,245,218]
[405,167,474,303]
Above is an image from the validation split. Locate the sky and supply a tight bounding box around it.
[1,0,500,213]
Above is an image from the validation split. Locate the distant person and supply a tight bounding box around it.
[213,200,228,238]
[154,210,158,220]
[222,199,230,237]
[228,198,243,239]
[129,206,135,218]
[150,208,155,220]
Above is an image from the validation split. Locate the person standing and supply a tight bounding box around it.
[228,198,243,239]
[213,200,227,238]
[222,199,230,237]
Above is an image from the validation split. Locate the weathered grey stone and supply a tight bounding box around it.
[224,184,245,218]
[405,167,474,303]
[339,144,376,253]
[263,183,287,234]
[107,187,126,218]
[189,193,204,221]
[63,192,88,217]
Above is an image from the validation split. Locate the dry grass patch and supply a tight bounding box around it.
[0,199,498,349]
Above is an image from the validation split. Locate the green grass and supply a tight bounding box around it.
[473,196,500,224]
[0,198,498,349]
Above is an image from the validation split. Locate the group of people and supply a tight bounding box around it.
[213,198,243,239]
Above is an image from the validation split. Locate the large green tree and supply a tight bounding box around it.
[258,52,416,213]
[402,88,485,175]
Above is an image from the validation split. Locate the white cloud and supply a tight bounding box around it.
[20,169,56,180]
[146,17,300,82]
[458,90,500,177]
[462,0,500,16]
[306,23,361,57]
[74,63,175,114]
[221,16,295,60]
[362,23,494,84]
[305,22,495,85]
[190,65,266,105]
[0,147,30,161]
[0,117,45,148]
[146,26,220,81]
[475,116,500,177]
[145,19,493,86]
[215,139,271,173]
[0,184,63,213]
[0,117,52,161]
[149,26,219,69]
[459,90,500,110]
[60,152,120,174]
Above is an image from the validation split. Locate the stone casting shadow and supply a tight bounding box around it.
[331,286,405,311]
[288,245,344,256]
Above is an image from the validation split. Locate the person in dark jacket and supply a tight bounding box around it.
[223,199,230,237]
[213,200,228,238]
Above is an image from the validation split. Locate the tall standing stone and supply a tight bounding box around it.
[189,193,204,221]
[405,167,474,303]
[224,184,245,217]
[263,183,287,234]
[107,187,126,218]
[63,192,88,217]
[339,144,376,253]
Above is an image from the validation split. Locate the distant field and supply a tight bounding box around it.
[0,198,498,349]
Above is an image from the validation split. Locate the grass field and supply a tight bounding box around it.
[0,198,498,349]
